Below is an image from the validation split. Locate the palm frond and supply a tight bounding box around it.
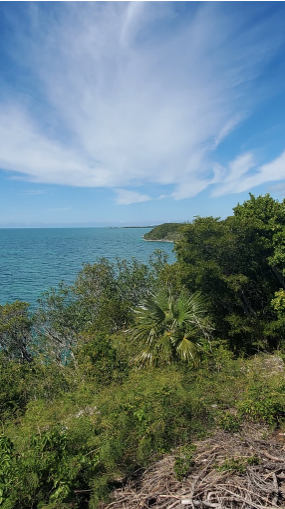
[131,323,156,343]
[176,336,201,366]
[129,285,212,367]
[153,289,170,314]
[136,294,166,324]
[134,349,155,367]
[174,291,198,322]
[186,291,208,317]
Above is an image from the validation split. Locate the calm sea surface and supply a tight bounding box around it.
[0,228,175,307]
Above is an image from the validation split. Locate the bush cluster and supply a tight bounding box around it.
[1,195,285,508]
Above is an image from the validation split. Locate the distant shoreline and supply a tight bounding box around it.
[143,238,174,243]
[142,223,182,243]
[107,226,154,229]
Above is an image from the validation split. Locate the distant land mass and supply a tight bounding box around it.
[117,226,155,228]
[143,223,183,242]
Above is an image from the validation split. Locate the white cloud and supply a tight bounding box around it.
[213,114,246,149]
[0,3,283,198]
[211,150,285,197]
[234,151,285,193]
[114,188,151,205]
[211,152,256,196]
[172,180,210,200]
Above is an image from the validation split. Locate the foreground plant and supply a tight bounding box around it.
[130,287,212,367]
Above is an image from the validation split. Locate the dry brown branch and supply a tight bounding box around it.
[102,425,285,509]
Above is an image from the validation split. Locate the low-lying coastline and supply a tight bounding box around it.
[142,222,182,242]
[143,237,174,243]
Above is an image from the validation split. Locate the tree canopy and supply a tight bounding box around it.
[172,193,285,352]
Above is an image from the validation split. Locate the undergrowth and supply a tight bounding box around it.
[1,346,285,508]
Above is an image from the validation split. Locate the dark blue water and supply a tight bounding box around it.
[0,228,175,307]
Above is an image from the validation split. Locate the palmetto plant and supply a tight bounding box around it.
[129,287,212,367]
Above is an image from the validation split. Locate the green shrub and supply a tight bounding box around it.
[174,444,196,480]
[238,387,285,425]
[216,455,260,475]
[218,412,241,432]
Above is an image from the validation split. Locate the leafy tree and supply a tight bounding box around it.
[74,254,166,327]
[33,283,83,365]
[75,331,128,386]
[173,194,285,352]
[0,301,32,362]
[130,287,212,366]
[34,255,165,364]
[0,356,31,419]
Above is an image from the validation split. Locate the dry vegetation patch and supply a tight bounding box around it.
[102,425,285,509]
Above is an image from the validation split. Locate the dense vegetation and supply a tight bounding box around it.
[1,194,285,509]
[143,222,182,242]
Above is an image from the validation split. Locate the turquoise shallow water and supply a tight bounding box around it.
[0,228,175,307]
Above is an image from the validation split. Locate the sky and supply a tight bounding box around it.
[1,1,285,226]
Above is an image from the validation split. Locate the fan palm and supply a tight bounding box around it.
[129,287,212,367]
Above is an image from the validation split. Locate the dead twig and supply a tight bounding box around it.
[103,425,285,509]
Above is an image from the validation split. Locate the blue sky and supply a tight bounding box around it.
[1,2,285,226]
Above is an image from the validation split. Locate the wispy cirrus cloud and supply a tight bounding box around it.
[211,151,285,197]
[0,2,284,200]
[114,188,151,205]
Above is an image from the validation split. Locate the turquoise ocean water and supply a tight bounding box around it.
[0,228,175,307]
